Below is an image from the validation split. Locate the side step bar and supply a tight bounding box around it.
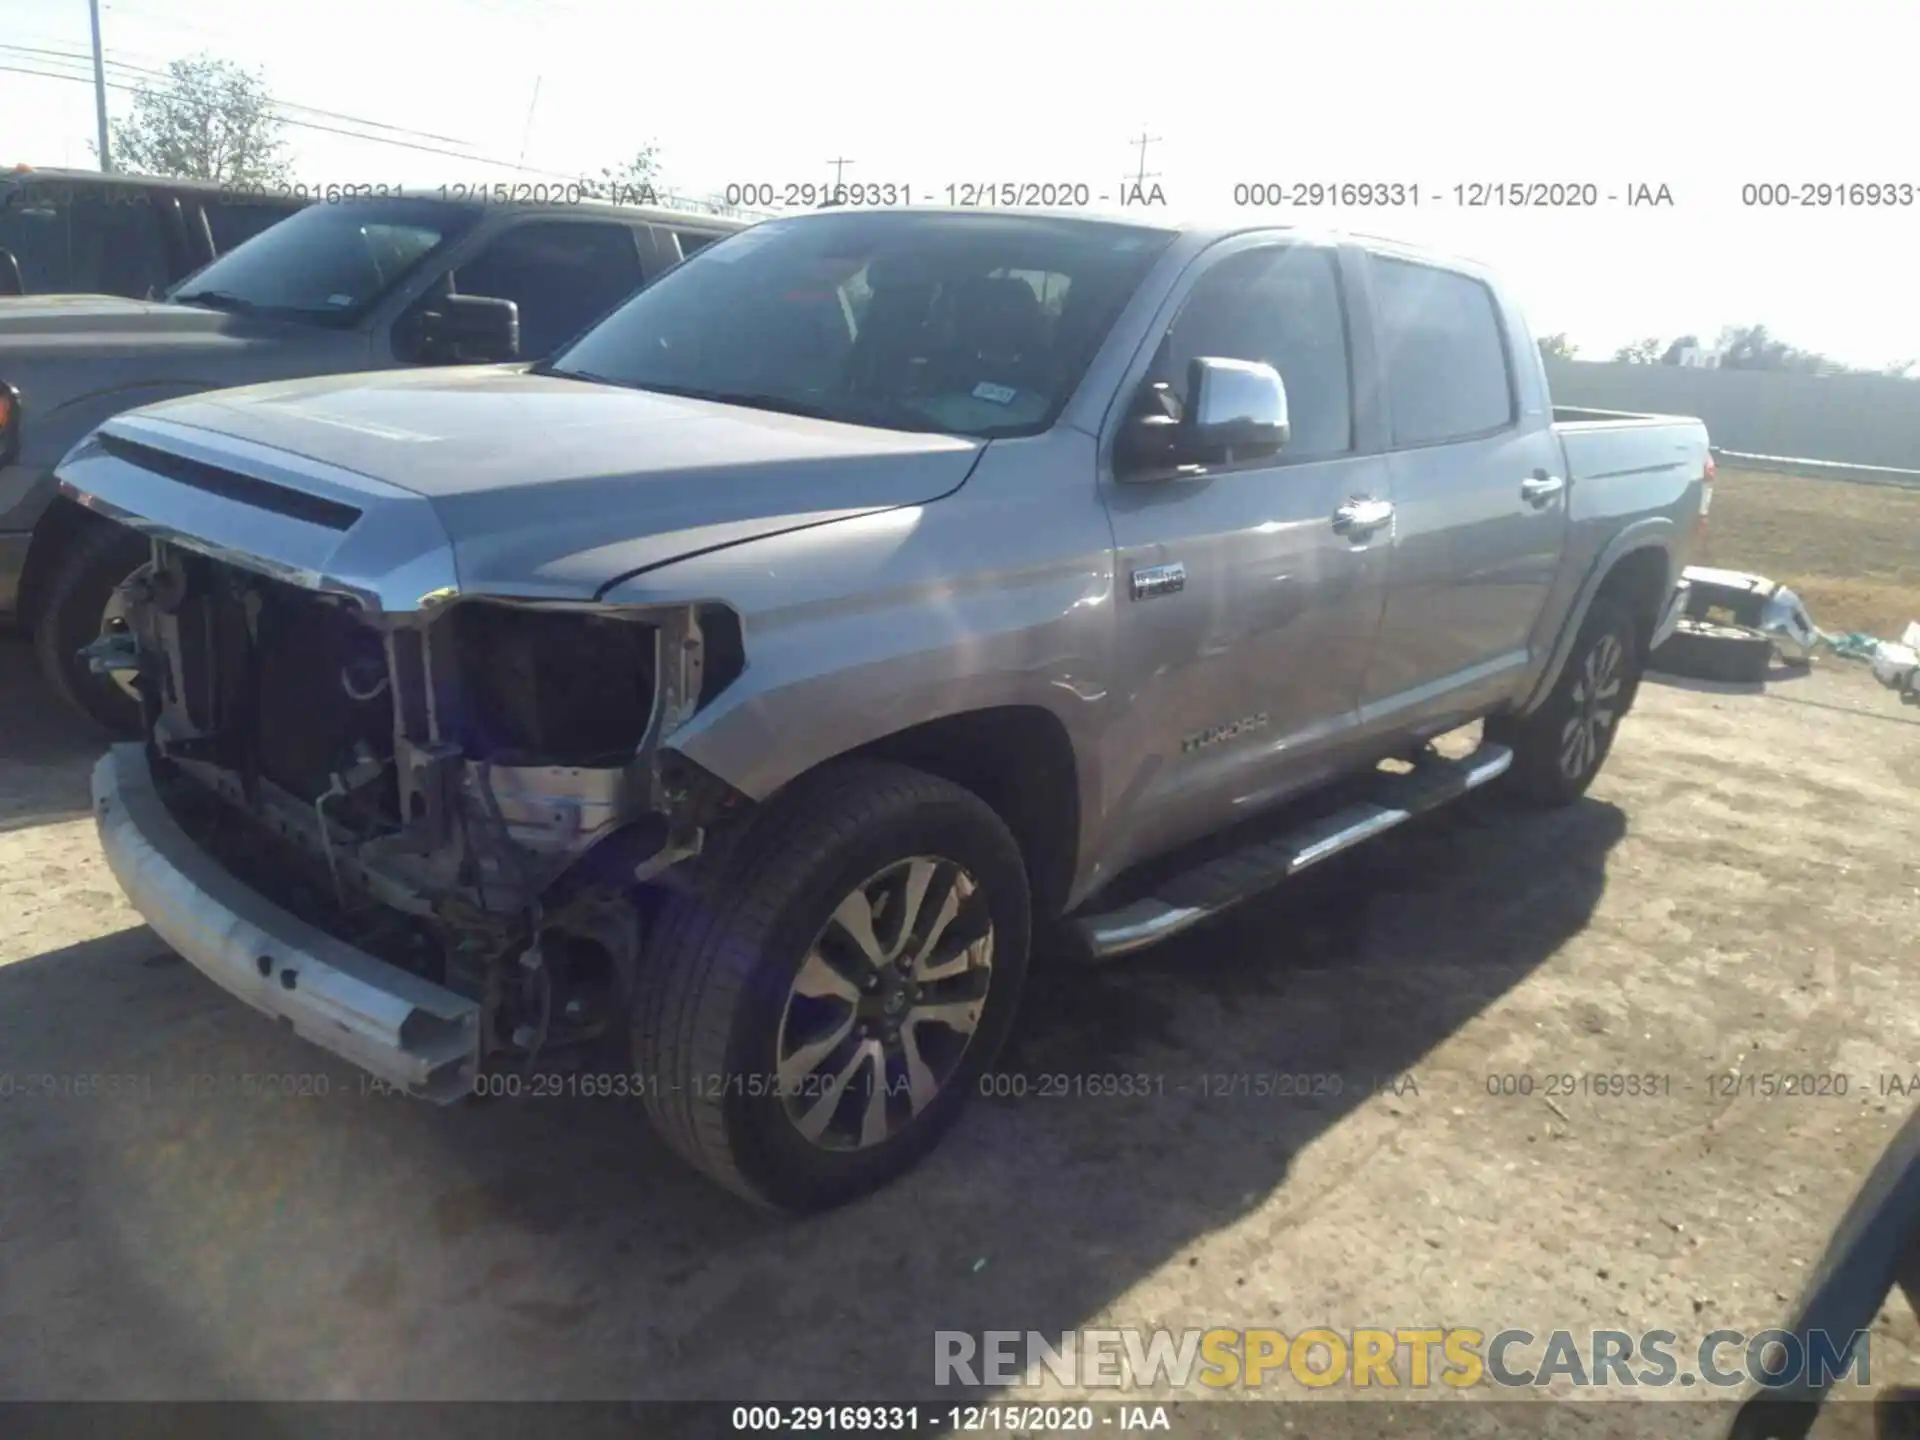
[1071,742,1514,962]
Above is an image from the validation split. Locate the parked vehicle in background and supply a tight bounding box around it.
[0,193,744,732]
[59,209,1711,1211]
[0,165,308,298]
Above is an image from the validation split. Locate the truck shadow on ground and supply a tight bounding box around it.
[0,651,1625,1401]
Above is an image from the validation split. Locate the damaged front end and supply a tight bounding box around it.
[94,535,747,1092]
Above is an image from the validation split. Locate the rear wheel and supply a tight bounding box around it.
[1488,595,1642,807]
[31,523,150,738]
[632,760,1031,1211]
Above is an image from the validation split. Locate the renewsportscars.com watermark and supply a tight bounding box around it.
[934,1327,1872,1392]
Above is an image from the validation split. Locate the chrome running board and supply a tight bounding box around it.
[1071,742,1513,962]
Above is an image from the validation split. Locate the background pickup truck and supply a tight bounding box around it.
[56,208,1710,1211]
[0,192,743,732]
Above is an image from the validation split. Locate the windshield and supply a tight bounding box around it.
[545,211,1177,438]
[168,197,481,326]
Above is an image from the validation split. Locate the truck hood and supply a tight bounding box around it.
[62,365,985,603]
[0,293,280,355]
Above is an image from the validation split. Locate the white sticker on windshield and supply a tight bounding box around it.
[972,382,1018,405]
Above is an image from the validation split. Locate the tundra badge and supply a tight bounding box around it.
[1131,563,1186,601]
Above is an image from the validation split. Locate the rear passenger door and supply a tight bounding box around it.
[447,220,648,357]
[1357,252,1565,728]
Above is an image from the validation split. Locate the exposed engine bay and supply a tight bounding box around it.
[93,535,747,1072]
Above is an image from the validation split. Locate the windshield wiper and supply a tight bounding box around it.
[170,288,258,314]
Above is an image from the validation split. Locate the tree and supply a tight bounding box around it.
[1660,335,1699,365]
[1536,333,1578,362]
[578,144,662,205]
[106,54,288,184]
[1717,324,1794,371]
[1612,337,1665,364]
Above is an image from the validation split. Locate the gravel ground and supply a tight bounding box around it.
[2,635,1917,1437]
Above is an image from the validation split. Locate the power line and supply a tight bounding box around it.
[0,42,475,146]
[1,61,572,175]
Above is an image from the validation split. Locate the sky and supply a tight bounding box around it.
[4,0,1918,370]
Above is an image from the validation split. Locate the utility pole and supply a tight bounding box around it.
[88,0,113,172]
[827,156,855,188]
[517,75,542,168]
[1128,128,1161,187]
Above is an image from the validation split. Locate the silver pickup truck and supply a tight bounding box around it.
[55,209,1710,1211]
[1,194,741,733]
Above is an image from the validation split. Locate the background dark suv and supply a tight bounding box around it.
[0,164,307,298]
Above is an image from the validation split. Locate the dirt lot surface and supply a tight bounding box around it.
[3,630,1918,1435]
[1703,467,1920,637]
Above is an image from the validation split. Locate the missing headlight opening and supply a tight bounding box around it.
[120,538,747,1069]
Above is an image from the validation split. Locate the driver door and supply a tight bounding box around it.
[1094,239,1393,880]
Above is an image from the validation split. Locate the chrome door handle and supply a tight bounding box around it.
[1521,472,1565,505]
[1333,497,1395,536]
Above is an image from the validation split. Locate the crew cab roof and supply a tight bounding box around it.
[739,205,1495,277]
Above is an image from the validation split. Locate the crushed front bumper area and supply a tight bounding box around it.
[92,743,481,1102]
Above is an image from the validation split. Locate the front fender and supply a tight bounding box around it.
[659,509,1110,806]
[600,443,1119,867]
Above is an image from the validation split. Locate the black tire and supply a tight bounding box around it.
[1486,595,1642,807]
[632,759,1032,1212]
[1649,617,1774,685]
[31,522,151,738]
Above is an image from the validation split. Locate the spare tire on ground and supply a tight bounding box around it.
[1650,617,1775,685]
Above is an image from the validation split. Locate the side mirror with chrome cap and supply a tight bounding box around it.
[1115,356,1290,481]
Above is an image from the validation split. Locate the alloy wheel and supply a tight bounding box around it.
[774,855,995,1151]
[1558,632,1624,781]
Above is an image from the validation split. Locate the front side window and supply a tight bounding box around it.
[168,198,479,326]
[1142,245,1354,461]
[450,222,645,357]
[1369,255,1515,446]
[546,211,1176,438]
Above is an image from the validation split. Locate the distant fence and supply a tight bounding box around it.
[1711,449,1920,490]
[1545,360,1920,472]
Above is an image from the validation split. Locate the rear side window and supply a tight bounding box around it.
[675,230,719,258]
[452,221,646,357]
[66,190,172,298]
[1369,255,1514,446]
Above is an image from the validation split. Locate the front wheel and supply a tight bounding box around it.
[1487,595,1642,807]
[632,760,1031,1211]
[31,522,151,738]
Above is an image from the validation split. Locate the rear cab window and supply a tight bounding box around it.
[1367,253,1515,446]
[0,179,174,297]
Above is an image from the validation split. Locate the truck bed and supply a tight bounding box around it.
[1551,405,1711,489]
